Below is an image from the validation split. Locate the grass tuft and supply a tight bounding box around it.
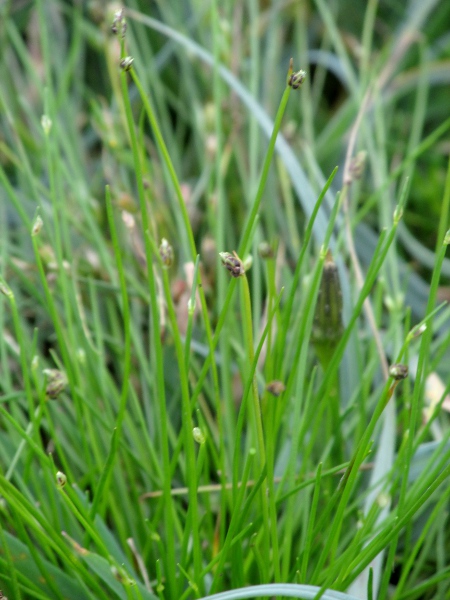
[1,2,450,599]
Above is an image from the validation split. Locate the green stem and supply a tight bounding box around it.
[119,50,178,598]
[238,85,291,257]
[161,263,203,594]
[240,275,273,579]
[88,186,132,520]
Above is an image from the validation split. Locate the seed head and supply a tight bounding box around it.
[120,56,134,71]
[193,427,206,444]
[32,215,43,236]
[112,8,127,37]
[111,566,134,585]
[393,204,403,225]
[258,242,274,260]
[159,238,174,267]
[288,69,307,90]
[219,251,245,277]
[0,280,13,299]
[43,369,68,399]
[407,323,426,341]
[265,380,286,397]
[348,150,367,181]
[389,363,409,380]
[41,115,52,136]
[312,250,343,344]
[56,471,67,488]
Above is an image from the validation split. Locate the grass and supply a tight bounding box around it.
[1,1,450,599]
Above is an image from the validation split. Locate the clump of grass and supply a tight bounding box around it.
[1,2,450,600]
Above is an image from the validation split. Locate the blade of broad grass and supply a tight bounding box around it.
[0,473,111,598]
[0,521,21,600]
[198,583,362,600]
[8,510,68,600]
[72,547,156,600]
[0,530,96,600]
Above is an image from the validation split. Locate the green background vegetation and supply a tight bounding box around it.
[1,1,450,599]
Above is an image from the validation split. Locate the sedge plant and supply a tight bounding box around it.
[1,2,450,600]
